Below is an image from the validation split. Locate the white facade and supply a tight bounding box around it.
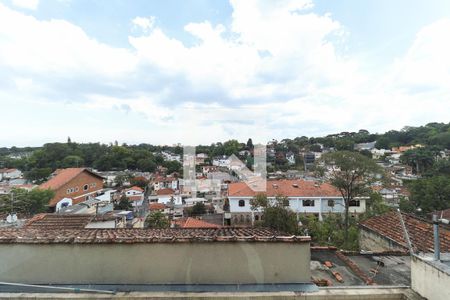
[158,195,182,205]
[229,196,366,218]
[0,169,22,180]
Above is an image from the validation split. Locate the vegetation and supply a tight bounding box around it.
[187,202,207,216]
[1,122,449,181]
[319,151,383,246]
[300,214,359,251]
[250,194,298,234]
[114,194,133,210]
[144,211,170,228]
[0,188,54,215]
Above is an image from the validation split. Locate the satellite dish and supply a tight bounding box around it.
[6,213,17,223]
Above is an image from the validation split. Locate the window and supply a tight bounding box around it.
[327,199,335,207]
[302,199,315,207]
[90,183,96,188]
[255,215,259,221]
[349,200,360,207]
[83,184,89,191]
[66,189,70,194]
[238,200,245,207]
[75,187,79,192]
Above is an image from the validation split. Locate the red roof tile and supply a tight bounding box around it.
[0,228,311,244]
[359,211,450,253]
[24,213,94,229]
[125,186,144,193]
[228,179,341,197]
[157,188,175,196]
[149,203,166,211]
[39,168,103,191]
[182,217,221,228]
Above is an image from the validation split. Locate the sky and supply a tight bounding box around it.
[0,0,449,147]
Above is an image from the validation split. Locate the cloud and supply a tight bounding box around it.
[11,0,39,10]
[0,1,449,146]
[132,16,155,33]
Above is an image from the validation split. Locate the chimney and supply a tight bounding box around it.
[433,214,440,261]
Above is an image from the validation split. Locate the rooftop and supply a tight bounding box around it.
[0,228,310,244]
[24,213,94,229]
[178,217,221,228]
[359,211,450,253]
[228,179,341,197]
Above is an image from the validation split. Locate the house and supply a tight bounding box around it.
[0,168,22,181]
[152,176,178,191]
[202,165,219,175]
[123,186,145,208]
[39,168,104,212]
[228,179,366,225]
[212,156,231,168]
[155,188,182,205]
[195,153,208,165]
[354,141,376,151]
[359,211,450,253]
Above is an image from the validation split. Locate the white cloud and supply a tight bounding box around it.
[132,16,155,33]
[11,0,39,10]
[0,1,449,146]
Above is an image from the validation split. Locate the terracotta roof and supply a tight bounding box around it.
[359,211,450,253]
[149,203,166,211]
[124,186,144,192]
[39,168,103,191]
[228,179,341,197]
[24,213,94,229]
[182,217,221,228]
[157,188,175,196]
[0,228,311,244]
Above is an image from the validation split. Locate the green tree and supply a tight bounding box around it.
[319,151,383,246]
[407,175,450,213]
[364,192,390,218]
[144,211,170,228]
[251,194,298,234]
[114,194,132,210]
[62,155,84,168]
[190,202,207,216]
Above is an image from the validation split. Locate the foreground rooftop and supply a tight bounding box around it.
[0,227,310,244]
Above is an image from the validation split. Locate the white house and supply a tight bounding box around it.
[154,188,182,205]
[0,168,22,180]
[212,156,231,168]
[228,179,366,225]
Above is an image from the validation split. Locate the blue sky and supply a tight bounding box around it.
[0,0,449,147]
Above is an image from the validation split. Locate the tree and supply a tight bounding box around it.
[190,202,207,216]
[364,192,390,218]
[62,155,84,168]
[144,211,170,228]
[250,194,298,234]
[407,175,450,213]
[223,198,230,212]
[114,194,132,210]
[0,188,54,215]
[319,151,383,246]
[246,138,254,150]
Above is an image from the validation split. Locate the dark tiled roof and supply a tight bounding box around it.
[0,228,311,244]
[24,213,94,229]
[359,211,450,253]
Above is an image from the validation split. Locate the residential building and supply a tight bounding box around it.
[152,176,178,191]
[228,179,366,225]
[154,188,182,205]
[39,168,104,212]
[0,168,22,180]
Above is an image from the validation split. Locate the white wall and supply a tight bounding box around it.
[411,255,450,300]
